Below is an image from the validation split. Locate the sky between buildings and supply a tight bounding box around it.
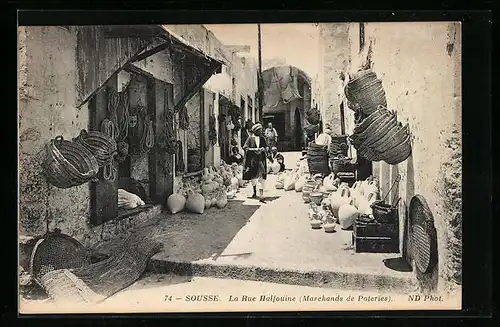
[204,23,320,80]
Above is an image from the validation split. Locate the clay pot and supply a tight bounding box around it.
[330,185,351,217]
[323,215,337,233]
[310,218,322,229]
[309,192,323,205]
[302,190,311,203]
[338,199,359,229]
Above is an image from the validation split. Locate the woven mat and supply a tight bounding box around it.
[39,232,163,304]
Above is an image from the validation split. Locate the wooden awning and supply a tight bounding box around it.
[76,25,222,107]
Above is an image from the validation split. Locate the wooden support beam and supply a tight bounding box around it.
[131,42,171,63]
[174,62,222,113]
[103,26,163,39]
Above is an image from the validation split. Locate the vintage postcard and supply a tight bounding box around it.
[18,21,462,314]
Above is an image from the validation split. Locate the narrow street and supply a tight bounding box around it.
[89,152,415,299]
[18,21,468,314]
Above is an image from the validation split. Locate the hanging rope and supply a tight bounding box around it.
[117,90,130,142]
[101,119,117,182]
[107,90,119,137]
[164,88,177,155]
[178,105,189,130]
[175,140,184,172]
[141,115,155,152]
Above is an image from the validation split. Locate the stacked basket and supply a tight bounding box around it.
[345,69,412,165]
[307,142,329,176]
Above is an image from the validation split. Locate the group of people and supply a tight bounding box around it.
[228,122,284,203]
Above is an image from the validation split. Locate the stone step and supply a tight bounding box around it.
[147,258,416,294]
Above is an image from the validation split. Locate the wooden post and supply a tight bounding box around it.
[89,75,118,226]
[149,79,174,202]
[257,24,263,122]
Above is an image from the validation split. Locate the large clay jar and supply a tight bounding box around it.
[323,214,337,233]
[330,186,351,217]
[338,198,359,229]
[350,181,362,209]
[358,191,378,216]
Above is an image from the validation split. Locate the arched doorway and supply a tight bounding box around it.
[294,107,302,150]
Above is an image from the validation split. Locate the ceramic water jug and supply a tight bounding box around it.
[358,191,378,216]
[330,185,351,217]
[338,198,359,229]
[323,214,337,233]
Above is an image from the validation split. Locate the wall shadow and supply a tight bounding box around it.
[142,199,261,263]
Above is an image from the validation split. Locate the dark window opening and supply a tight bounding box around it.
[359,23,366,52]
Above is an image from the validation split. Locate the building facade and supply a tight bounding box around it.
[314,22,462,294]
[18,24,259,252]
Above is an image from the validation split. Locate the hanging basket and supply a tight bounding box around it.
[43,136,99,189]
[73,129,117,167]
[306,109,320,125]
[345,70,387,116]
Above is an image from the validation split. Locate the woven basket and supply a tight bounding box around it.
[73,129,117,167]
[353,106,388,135]
[382,134,412,165]
[43,136,99,189]
[345,70,387,116]
[351,112,392,146]
[30,231,92,284]
[375,123,409,154]
[363,118,401,150]
[330,158,357,173]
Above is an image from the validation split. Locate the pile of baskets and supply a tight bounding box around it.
[329,135,349,158]
[307,142,329,176]
[345,70,387,116]
[43,130,117,189]
[349,106,412,165]
[344,69,412,166]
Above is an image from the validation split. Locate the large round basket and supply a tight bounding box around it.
[43,136,100,189]
[30,231,92,286]
[73,129,117,167]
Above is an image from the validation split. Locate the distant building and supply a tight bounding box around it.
[261,65,312,151]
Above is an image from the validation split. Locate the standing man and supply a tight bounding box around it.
[242,123,269,203]
[264,122,278,149]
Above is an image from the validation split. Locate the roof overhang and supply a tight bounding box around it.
[103,25,224,68]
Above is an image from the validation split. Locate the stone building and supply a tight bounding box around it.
[18,24,260,253]
[262,65,312,151]
[314,22,462,294]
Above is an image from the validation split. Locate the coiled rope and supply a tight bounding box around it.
[117,90,130,142]
[101,119,117,182]
[101,89,119,182]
